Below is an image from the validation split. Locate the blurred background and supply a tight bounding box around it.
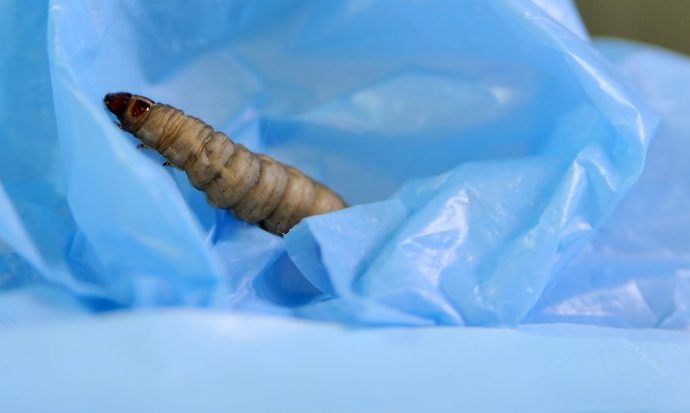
[577,0,690,54]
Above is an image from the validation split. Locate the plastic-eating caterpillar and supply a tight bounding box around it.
[104,92,347,236]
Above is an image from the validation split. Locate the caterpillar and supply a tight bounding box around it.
[104,92,347,236]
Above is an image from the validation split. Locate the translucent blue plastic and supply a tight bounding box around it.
[3,1,690,411]
[0,0,664,326]
[528,40,690,329]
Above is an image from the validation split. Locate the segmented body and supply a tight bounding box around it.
[104,93,346,235]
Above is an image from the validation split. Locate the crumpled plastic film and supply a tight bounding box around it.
[527,40,690,329]
[280,2,656,325]
[3,1,690,411]
[0,0,669,327]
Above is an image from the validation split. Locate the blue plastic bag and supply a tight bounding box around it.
[2,1,690,412]
[1,0,662,327]
[528,40,690,329]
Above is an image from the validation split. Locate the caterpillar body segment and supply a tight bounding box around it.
[104,92,347,235]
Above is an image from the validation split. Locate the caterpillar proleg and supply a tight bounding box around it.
[104,92,347,236]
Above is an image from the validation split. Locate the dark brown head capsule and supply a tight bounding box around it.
[104,92,154,133]
[104,92,131,118]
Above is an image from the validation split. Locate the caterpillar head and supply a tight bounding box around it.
[104,92,154,133]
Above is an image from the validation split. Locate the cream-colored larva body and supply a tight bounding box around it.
[104,93,347,235]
